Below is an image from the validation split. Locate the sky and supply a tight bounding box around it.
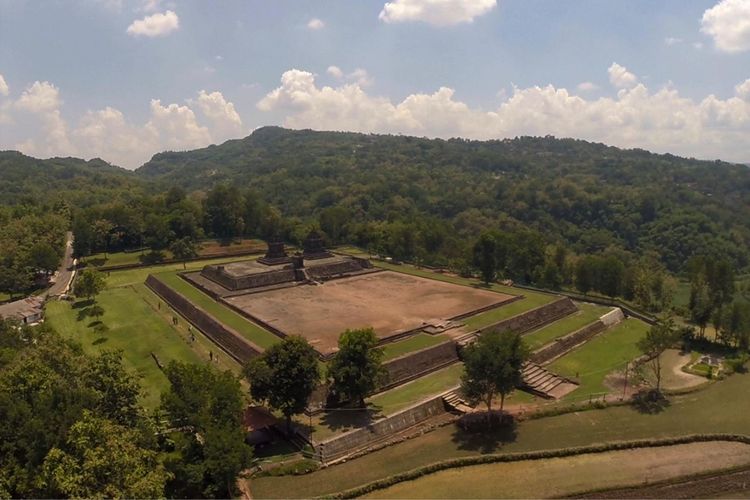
[0,0,749,169]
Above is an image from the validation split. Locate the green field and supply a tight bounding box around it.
[382,334,447,360]
[251,367,750,498]
[548,318,650,399]
[523,303,611,351]
[152,272,280,349]
[46,285,205,409]
[365,441,750,499]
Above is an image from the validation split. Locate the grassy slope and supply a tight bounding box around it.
[370,363,464,415]
[251,368,750,498]
[523,303,611,351]
[364,442,750,499]
[153,271,279,349]
[382,333,447,361]
[549,318,650,399]
[103,255,245,288]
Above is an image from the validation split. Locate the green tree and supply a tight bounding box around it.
[472,232,498,284]
[160,362,252,498]
[637,318,679,392]
[244,336,319,434]
[460,330,528,425]
[204,185,244,239]
[327,328,385,407]
[42,411,168,499]
[170,237,198,269]
[74,269,105,302]
[29,242,59,276]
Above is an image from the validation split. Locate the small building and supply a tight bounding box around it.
[0,296,45,325]
[243,406,279,446]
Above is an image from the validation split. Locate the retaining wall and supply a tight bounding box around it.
[145,275,263,363]
[530,320,606,365]
[381,340,459,391]
[315,396,446,462]
[478,297,578,336]
[202,266,297,291]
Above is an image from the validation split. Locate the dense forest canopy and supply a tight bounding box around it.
[1,127,749,296]
[136,127,750,273]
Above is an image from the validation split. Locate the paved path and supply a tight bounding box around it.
[46,231,75,298]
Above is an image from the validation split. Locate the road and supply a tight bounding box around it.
[47,231,75,298]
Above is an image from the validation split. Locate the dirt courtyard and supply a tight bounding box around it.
[223,271,514,355]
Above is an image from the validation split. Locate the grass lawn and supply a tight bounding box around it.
[45,286,206,409]
[251,368,750,498]
[370,363,463,415]
[382,334,448,361]
[364,441,750,499]
[547,318,650,399]
[152,272,280,349]
[462,292,558,331]
[523,303,611,351]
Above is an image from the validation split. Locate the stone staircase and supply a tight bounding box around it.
[521,362,577,399]
[442,389,473,414]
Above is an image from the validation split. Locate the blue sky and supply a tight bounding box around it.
[1,0,749,168]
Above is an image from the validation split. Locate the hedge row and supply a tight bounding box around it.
[323,433,750,499]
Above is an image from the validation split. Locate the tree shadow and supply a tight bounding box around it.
[86,258,106,267]
[92,337,108,346]
[318,404,384,435]
[631,389,671,414]
[73,299,95,310]
[87,320,103,328]
[450,412,518,454]
[77,307,92,321]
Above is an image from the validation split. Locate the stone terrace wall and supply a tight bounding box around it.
[478,297,578,336]
[315,396,446,462]
[202,266,297,291]
[307,260,367,280]
[530,320,606,365]
[381,340,459,391]
[145,275,262,363]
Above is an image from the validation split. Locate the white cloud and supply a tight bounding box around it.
[307,18,325,30]
[327,66,373,87]
[193,90,244,139]
[257,67,750,164]
[0,74,9,97]
[577,81,598,92]
[665,37,683,46]
[126,10,179,37]
[701,0,750,52]
[693,41,705,49]
[608,62,638,89]
[736,78,750,99]
[327,65,344,79]
[1,79,247,168]
[379,0,497,26]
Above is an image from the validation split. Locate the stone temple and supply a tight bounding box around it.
[199,232,373,293]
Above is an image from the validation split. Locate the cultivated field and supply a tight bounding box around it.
[224,271,514,355]
[364,441,750,498]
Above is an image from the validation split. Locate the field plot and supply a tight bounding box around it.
[225,271,514,355]
[364,441,750,499]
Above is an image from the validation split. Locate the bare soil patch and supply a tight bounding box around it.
[224,271,513,355]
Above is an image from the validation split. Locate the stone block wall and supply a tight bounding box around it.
[600,307,625,327]
[315,396,446,462]
[479,297,578,336]
[530,320,606,365]
[381,340,458,391]
[145,275,263,363]
[307,260,368,280]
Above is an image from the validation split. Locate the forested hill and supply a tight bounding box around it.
[137,127,750,272]
[0,151,140,206]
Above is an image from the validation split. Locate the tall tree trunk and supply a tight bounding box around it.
[485,394,493,428]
